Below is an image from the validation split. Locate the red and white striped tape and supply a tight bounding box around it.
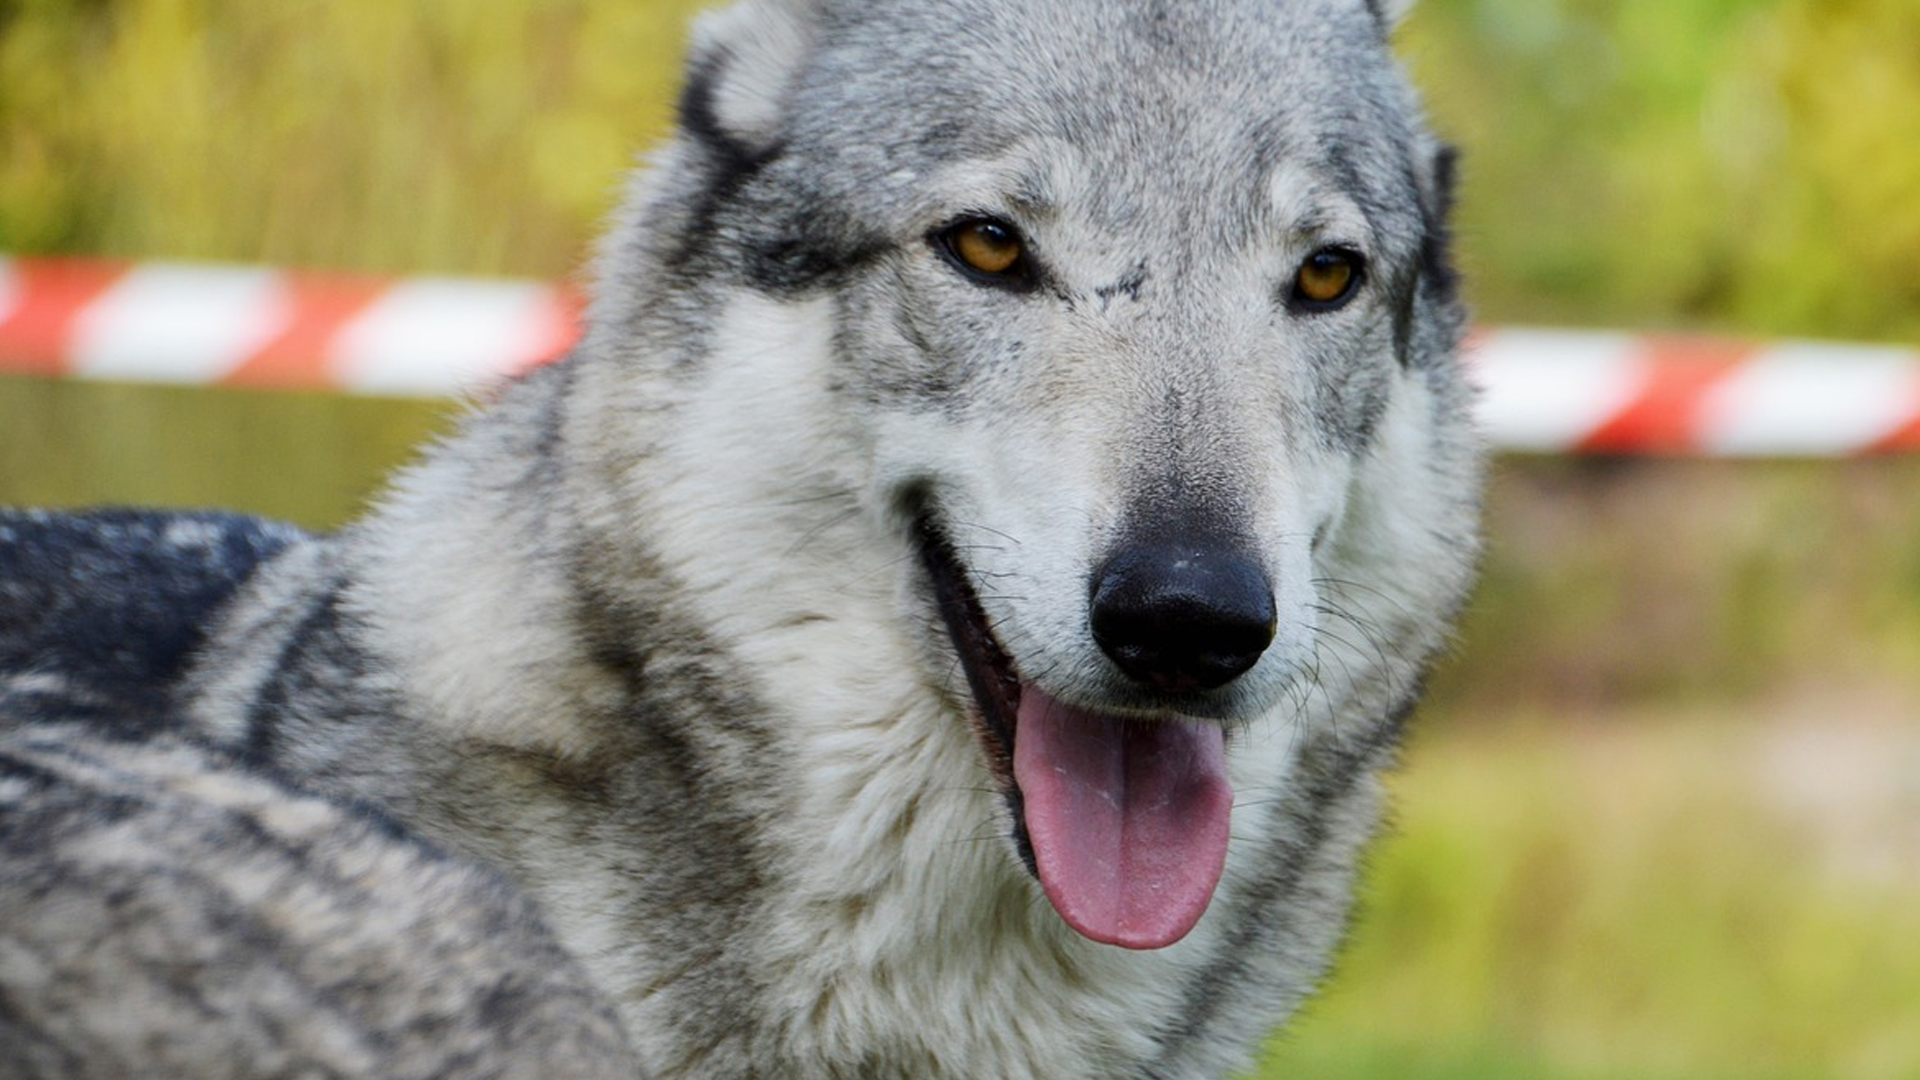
[4,255,1918,456]
[1470,328,1920,456]
[0,255,581,397]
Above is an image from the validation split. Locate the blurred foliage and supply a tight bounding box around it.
[1267,711,1920,1080]
[1401,0,1920,342]
[2,0,1919,341]
[0,0,707,276]
[1431,458,1920,710]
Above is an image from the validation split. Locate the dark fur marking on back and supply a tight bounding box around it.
[0,509,302,734]
[242,577,357,766]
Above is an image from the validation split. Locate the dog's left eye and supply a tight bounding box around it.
[936,218,1033,287]
[1291,248,1365,311]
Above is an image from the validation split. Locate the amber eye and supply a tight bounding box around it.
[1293,248,1363,310]
[939,218,1030,284]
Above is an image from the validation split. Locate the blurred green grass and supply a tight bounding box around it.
[1269,707,1920,1080]
[3,1,1919,1078]
[0,376,449,527]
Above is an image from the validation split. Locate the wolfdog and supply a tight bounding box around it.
[0,0,1482,1076]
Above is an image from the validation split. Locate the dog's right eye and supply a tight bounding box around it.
[936,218,1033,287]
[1291,247,1365,312]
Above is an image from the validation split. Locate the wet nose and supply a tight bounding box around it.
[1089,540,1277,693]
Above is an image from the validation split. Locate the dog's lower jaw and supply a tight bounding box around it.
[910,512,1032,866]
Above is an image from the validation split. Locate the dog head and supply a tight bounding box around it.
[593,0,1479,950]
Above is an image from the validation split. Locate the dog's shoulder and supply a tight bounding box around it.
[0,507,307,730]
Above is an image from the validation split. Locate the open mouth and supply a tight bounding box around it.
[913,511,1233,951]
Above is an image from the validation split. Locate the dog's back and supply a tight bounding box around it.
[0,511,643,1080]
[0,509,302,726]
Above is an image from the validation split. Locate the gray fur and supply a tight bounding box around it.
[0,712,640,1079]
[1,0,1481,1077]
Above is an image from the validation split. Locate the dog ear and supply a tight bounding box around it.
[681,0,820,161]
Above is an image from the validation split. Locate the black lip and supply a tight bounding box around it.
[911,510,1037,877]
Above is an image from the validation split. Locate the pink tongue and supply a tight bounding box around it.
[1012,688,1232,950]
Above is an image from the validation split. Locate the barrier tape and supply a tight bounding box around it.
[0,255,581,398]
[4,254,1918,456]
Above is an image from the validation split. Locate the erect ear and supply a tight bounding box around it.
[680,0,820,160]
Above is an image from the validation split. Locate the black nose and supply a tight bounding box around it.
[1089,540,1277,693]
